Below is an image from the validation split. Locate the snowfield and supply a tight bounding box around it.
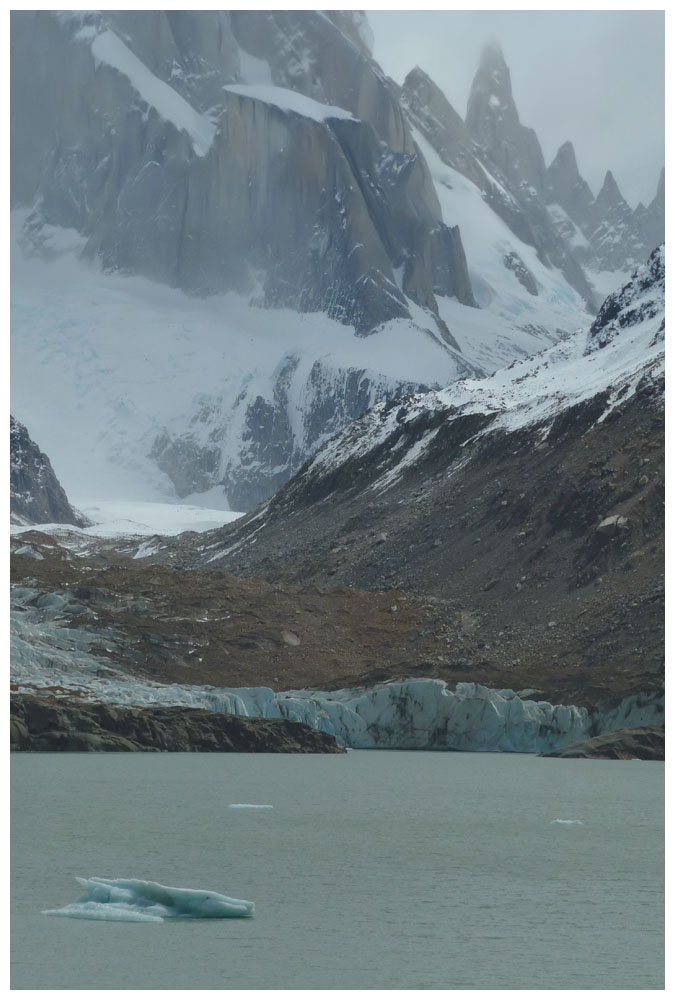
[11,211,463,506]
[12,200,591,511]
[10,499,242,542]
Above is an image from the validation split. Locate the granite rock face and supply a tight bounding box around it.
[11,10,479,508]
[403,54,597,311]
[10,417,87,527]
[10,693,346,753]
[10,10,473,334]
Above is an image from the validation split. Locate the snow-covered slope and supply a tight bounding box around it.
[304,246,664,487]
[11,212,479,510]
[412,129,590,371]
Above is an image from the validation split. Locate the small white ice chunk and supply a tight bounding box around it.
[550,818,583,826]
[43,877,254,921]
[229,803,274,809]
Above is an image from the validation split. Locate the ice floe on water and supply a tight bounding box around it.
[551,819,584,826]
[43,877,254,922]
[229,804,274,809]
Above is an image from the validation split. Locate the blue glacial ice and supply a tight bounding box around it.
[43,877,254,922]
[11,586,664,752]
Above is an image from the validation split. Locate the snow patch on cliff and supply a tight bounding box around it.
[223,83,354,122]
[90,30,216,156]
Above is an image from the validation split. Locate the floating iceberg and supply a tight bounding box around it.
[43,877,254,921]
[229,804,274,809]
[551,819,583,826]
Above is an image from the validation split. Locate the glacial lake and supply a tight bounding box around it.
[11,750,663,990]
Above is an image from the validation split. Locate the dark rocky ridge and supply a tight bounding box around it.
[588,245,665,351]
[540,725,664,761]
[10,417,87,527]
[171,376,663,711]
[11,693,345,753]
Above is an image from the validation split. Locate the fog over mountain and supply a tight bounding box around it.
[369,9,665,209]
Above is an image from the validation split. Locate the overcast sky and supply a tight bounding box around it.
[368,10,664,209]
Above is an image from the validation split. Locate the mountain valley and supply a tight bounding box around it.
[10,11,664,755]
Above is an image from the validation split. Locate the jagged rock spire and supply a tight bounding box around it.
[634,167,665,251]
[465,41,546,195]
[595,170,627,209]
[546,140,595,226]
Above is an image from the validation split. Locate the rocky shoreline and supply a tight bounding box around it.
[10,693,346,754]
[540,725,664,761]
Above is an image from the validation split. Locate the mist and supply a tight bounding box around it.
[369,9,664,209]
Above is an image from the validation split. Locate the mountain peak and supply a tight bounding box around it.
[553,140,579,172]
[470,40,512,106]
[597,170,627,208]
[465,41,546,195]
[546,141,594,224]
[479,39,507,72]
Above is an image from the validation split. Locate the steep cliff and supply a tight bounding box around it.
[10,10,473,334]
[10,417,87,527]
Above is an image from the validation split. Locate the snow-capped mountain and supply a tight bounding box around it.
[10,12,663,509]
[182,247,664,711]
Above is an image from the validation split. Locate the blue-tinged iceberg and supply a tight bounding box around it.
[43,877,254,922]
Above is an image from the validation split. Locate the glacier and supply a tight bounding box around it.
[43,877,254,922]
[10,593,665,758]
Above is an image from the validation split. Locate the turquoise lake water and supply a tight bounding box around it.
[11,750,663,990]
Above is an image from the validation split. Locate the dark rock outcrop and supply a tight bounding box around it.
[540,725,664,760]
[587,244,665,352]
[10,417,87,527]
[10,693,346,753]
[586,170,646,272]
